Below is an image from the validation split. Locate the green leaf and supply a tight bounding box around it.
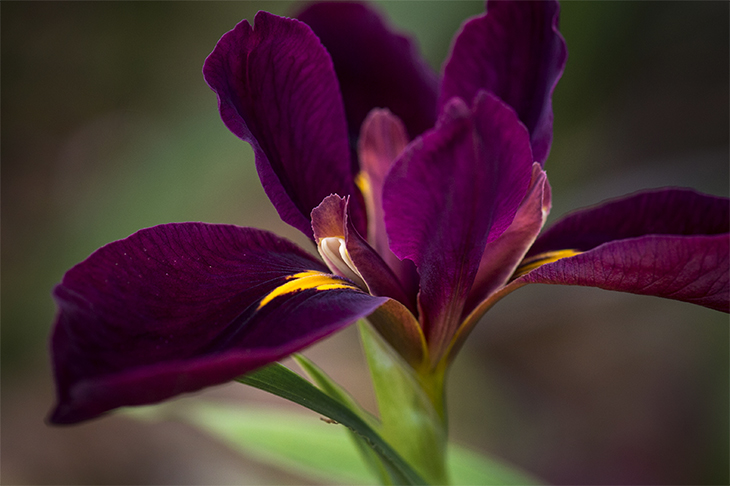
[292,354,379,430]
[237,363,428,485]
[184,403,376,484]
[292,354,399,485]
[125,402,542,485]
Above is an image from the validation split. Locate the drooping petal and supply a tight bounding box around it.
[439,0,567,164]
[356,109,419,300]
[49,223,385,424]
[520,189,730,312]
[529,188,729,255]
[203,11,364,238]
[297,2,439,141]
[466,163,551,315]
[383,93,533,355]
[521,235,729,312]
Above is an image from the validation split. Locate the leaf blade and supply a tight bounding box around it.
[237,363,428,485]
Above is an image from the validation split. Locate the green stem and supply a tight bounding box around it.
[360,321,449,485]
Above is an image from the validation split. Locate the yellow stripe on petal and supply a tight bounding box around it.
[355,171,378,245]
[258,271,358,309]
[355,171,372,203]
[512,249,582,280]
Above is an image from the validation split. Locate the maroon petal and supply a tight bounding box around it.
[203,12,364,238]
[383,93,533,354]
[440,0,567,164]
[466,163,551,315]
[520,189,730,312]
[529,189,729,255]
[297,2,439,141]
[49,223,385,424]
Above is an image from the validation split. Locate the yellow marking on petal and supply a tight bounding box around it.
[355,171,372,201]
[258,271,357,309]
[512,249,583,280]
[356,171,380,246]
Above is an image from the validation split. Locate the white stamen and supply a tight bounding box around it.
[318,237,367,290]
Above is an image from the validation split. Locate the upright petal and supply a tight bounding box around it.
[297,2,439,141]
[383,93,533,357]
[439,0,567,164]
[50,223,385,424]
[520,189,730,312]
[466,163,551,314]
[203,12,364,238]
[357,109,409,255]
[357,109,419,299]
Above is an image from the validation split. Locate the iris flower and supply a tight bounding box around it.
[49,0,728,432]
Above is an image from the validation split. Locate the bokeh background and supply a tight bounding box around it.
[2,1,728,484]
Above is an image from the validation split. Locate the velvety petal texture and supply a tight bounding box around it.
[522,189,730,312]
[50,223,385,424]
[440,0,567,164]
[529,189,729,255]
[297,2,439,141]
[466,163,551,314]
[383,93,533,354]
[203,11,364,238]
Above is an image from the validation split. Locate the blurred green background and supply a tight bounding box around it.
[2,1,728,484]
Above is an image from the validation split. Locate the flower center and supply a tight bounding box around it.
[317,237,367,290]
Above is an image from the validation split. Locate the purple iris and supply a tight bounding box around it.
[49,0,729,425]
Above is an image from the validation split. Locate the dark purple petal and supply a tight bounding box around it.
[466,163,550,315]
[521,189,730,312]
[383,93,533,353]
[440,0,567,164]
[529,189,729,256]
[50,223,385,424]
[203,11,364,238]
[520,235,729,312]
[311,194,416,312]
[297,2,439,141]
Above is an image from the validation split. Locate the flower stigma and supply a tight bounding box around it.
[317,237,368,290]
